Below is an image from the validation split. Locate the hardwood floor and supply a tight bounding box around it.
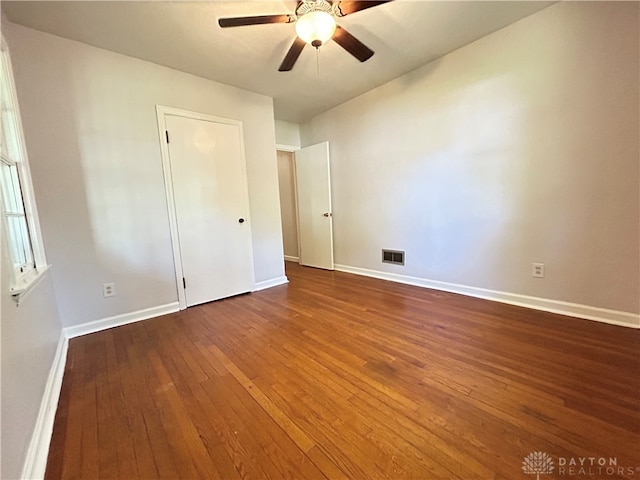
[46,262,640,479]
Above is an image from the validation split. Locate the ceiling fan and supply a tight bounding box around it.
[218,0,391,71]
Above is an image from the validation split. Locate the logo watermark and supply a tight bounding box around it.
[522,453,640,478]
[522,452,555,480]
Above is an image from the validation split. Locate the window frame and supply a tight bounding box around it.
[1,34,48,298]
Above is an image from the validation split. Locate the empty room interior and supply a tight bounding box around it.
[1,1,639,479]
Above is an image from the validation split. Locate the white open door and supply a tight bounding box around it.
[159,107,255,308]
[295,141,334,270]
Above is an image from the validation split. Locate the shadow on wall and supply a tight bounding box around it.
[393,73,520,286]
[13,36,177,328]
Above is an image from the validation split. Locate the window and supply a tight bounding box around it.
[0,35,47,297]
[1,160,35,273]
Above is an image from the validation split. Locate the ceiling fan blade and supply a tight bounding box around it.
[218,14,294,28]
[279,38,306,72]
[334,1,391,17]
[332,26,374,62]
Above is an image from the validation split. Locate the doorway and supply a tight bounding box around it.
[276,141,334,271]
[157,106,255,308]
[276,150,299,262]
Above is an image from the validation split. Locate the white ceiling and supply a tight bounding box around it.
[2,1,553,122]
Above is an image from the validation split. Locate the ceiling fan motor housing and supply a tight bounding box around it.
[295,0,334,17]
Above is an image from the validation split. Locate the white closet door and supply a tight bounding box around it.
[165,113,254,306]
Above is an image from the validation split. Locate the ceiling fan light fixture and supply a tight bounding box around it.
[295,11,336,47]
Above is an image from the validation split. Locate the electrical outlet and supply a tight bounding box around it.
[532,263,545,278]
[103,282,116,297]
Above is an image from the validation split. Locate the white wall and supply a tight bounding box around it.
[5,22,285,328]
[300,2,639,317]
[275,120,301,148]
[1,261,62,478]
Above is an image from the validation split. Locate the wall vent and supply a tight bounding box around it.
[382,249,405,265]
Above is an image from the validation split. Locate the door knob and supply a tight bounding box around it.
[322,212,332,217]
[238,218,245,223]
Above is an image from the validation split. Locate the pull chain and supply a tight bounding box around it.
[316,47,320,75]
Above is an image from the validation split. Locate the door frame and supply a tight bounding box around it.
[156,105,255,310]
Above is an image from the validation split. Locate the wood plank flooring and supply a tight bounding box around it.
[46,262,640,479]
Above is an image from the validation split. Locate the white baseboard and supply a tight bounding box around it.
[64,302,180,339]
[254,276,289,291]
[21,331,69,480]
[334,264,640,329]
[284,255,299,263]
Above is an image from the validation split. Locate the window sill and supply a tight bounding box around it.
[10,264,51,305]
